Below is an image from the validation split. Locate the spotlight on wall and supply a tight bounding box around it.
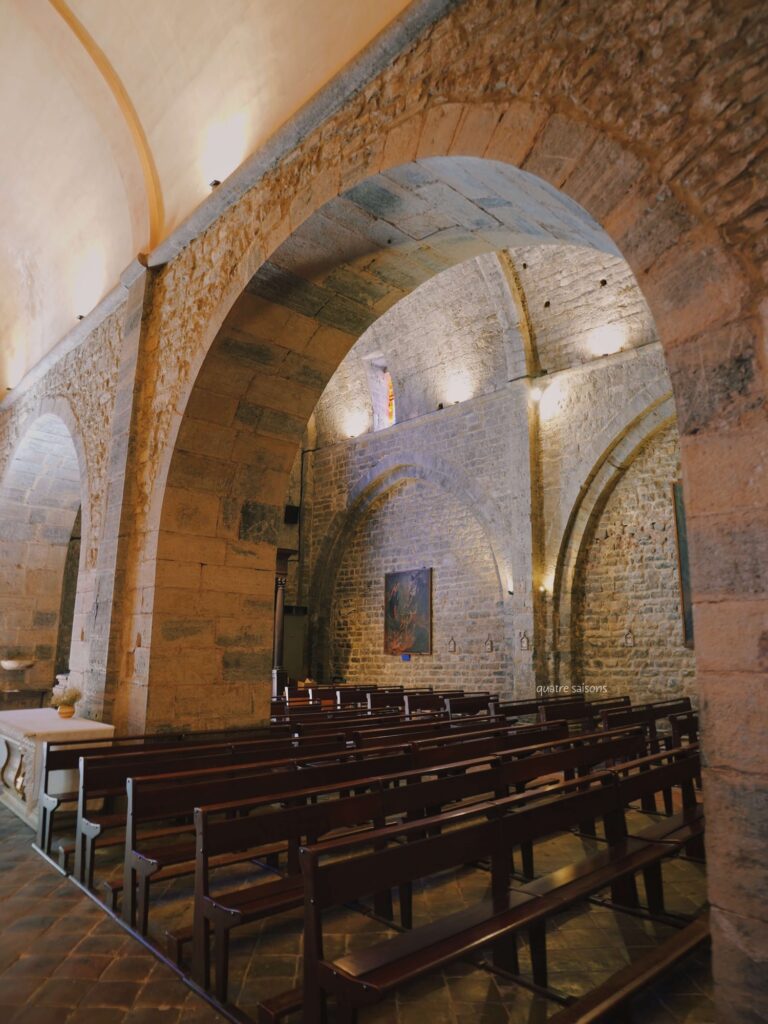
[76,315,84,321]
[520,631,530,651]
[447,636,457,653]
[209,179,222,189]
[484,635,494,652]
[623,629,635,648]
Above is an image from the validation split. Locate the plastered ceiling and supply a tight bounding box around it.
[0,0,412,393]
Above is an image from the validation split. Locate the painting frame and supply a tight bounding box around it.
[672,481,694,649]
[384,568,432,656]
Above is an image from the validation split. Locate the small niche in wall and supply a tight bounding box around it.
[365,354,396,431]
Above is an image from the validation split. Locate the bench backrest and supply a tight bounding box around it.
[300,774,617,913]
[539,699,589,723]
[444,694,497,718]
[670,712,698,746]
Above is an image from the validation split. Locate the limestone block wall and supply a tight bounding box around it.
[572,422,696,702]
[303,386,527,691]
[328,476,508,689]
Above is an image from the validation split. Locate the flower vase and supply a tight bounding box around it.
[57,704,75,719]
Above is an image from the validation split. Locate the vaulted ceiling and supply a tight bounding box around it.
[0,0,411,393]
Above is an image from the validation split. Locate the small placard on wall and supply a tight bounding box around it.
[401,653,411,661]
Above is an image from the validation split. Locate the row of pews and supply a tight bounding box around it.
[31,685,706,1023]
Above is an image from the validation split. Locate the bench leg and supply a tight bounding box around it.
[492,932,519,974]
[214,925,231,1003]
[528,921,547,987]
[399,882,413,929]
[193,916,211,990]
[335,995,358,1024]
[373,887,394,921]
[643,862,665,915]
[610,872,640,909]
[685,833,706,860]
[520,841,534,880]
[136,876,151,936]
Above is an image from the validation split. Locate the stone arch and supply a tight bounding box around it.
[0,402,89,693]
[551,394,677,686]
[308,459,511,688]
[112,8,765,1013]
[310,453,511,615]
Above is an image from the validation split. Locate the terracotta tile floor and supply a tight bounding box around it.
[0,805,226,1024]
[2,802,715,1022]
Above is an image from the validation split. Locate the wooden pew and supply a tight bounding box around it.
[120,722,628,939]
[444,694,499,718]
[69,733,354,883]
[296,754,702,1023]
[188,729,647,1000]
[34,723,278,860]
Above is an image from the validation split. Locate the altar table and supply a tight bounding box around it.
[0,708,114,827]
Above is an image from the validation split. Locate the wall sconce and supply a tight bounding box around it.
[538,584,548,598]
[623,629,635,648]
[484,635,494,653]
[520,631,530,651]
[447,636,456,653]
[209,179,221,188]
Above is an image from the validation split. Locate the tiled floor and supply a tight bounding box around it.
[0,805,226,1024]
[2,802,714,1023]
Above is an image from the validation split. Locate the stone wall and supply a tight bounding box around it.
[304,385,523,691]
[572,422,696,702]
[327,476,508,689]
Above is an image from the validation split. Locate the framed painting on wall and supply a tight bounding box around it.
[384,568,432,655]
[672,481,694,648]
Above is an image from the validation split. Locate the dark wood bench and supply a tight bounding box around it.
[33,723,280,860]
[123,724,639,944]
[444,694,499,718]
[296,755,702,1023]
[69,733,356,883]
[188,729,647,1001]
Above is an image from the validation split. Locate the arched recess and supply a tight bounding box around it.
[552,394,677,685]
[120,30,765,1016]
[308,462,510,689]
[0,407,88,694]
[143,157,624,731]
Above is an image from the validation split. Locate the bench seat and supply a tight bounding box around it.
[547,911,710,1023]
[317,892,536,1005]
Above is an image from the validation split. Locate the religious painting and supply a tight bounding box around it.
[384,568,432,655]
[672,481,694,648]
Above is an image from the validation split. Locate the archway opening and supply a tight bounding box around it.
[0,414,83,699]
[148,155,689,729]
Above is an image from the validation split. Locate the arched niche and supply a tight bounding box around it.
[0,412,85,694]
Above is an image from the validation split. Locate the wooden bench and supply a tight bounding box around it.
[123,724,639,943]
[296,756,702,1023]
[69,733,356,883]
[444,694,499,718]
[188,730,647,1001]
[34,724,281,861]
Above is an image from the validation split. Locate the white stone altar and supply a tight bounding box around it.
[0,708,114,827]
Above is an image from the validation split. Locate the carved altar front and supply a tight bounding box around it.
[0,708,114,827]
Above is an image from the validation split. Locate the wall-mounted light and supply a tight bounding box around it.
[484,634,494,653]
[623,629,635,648]
[447,636,457,653]
[76,315,84,321]
[520,631,530,651]
[209,179,221,189]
